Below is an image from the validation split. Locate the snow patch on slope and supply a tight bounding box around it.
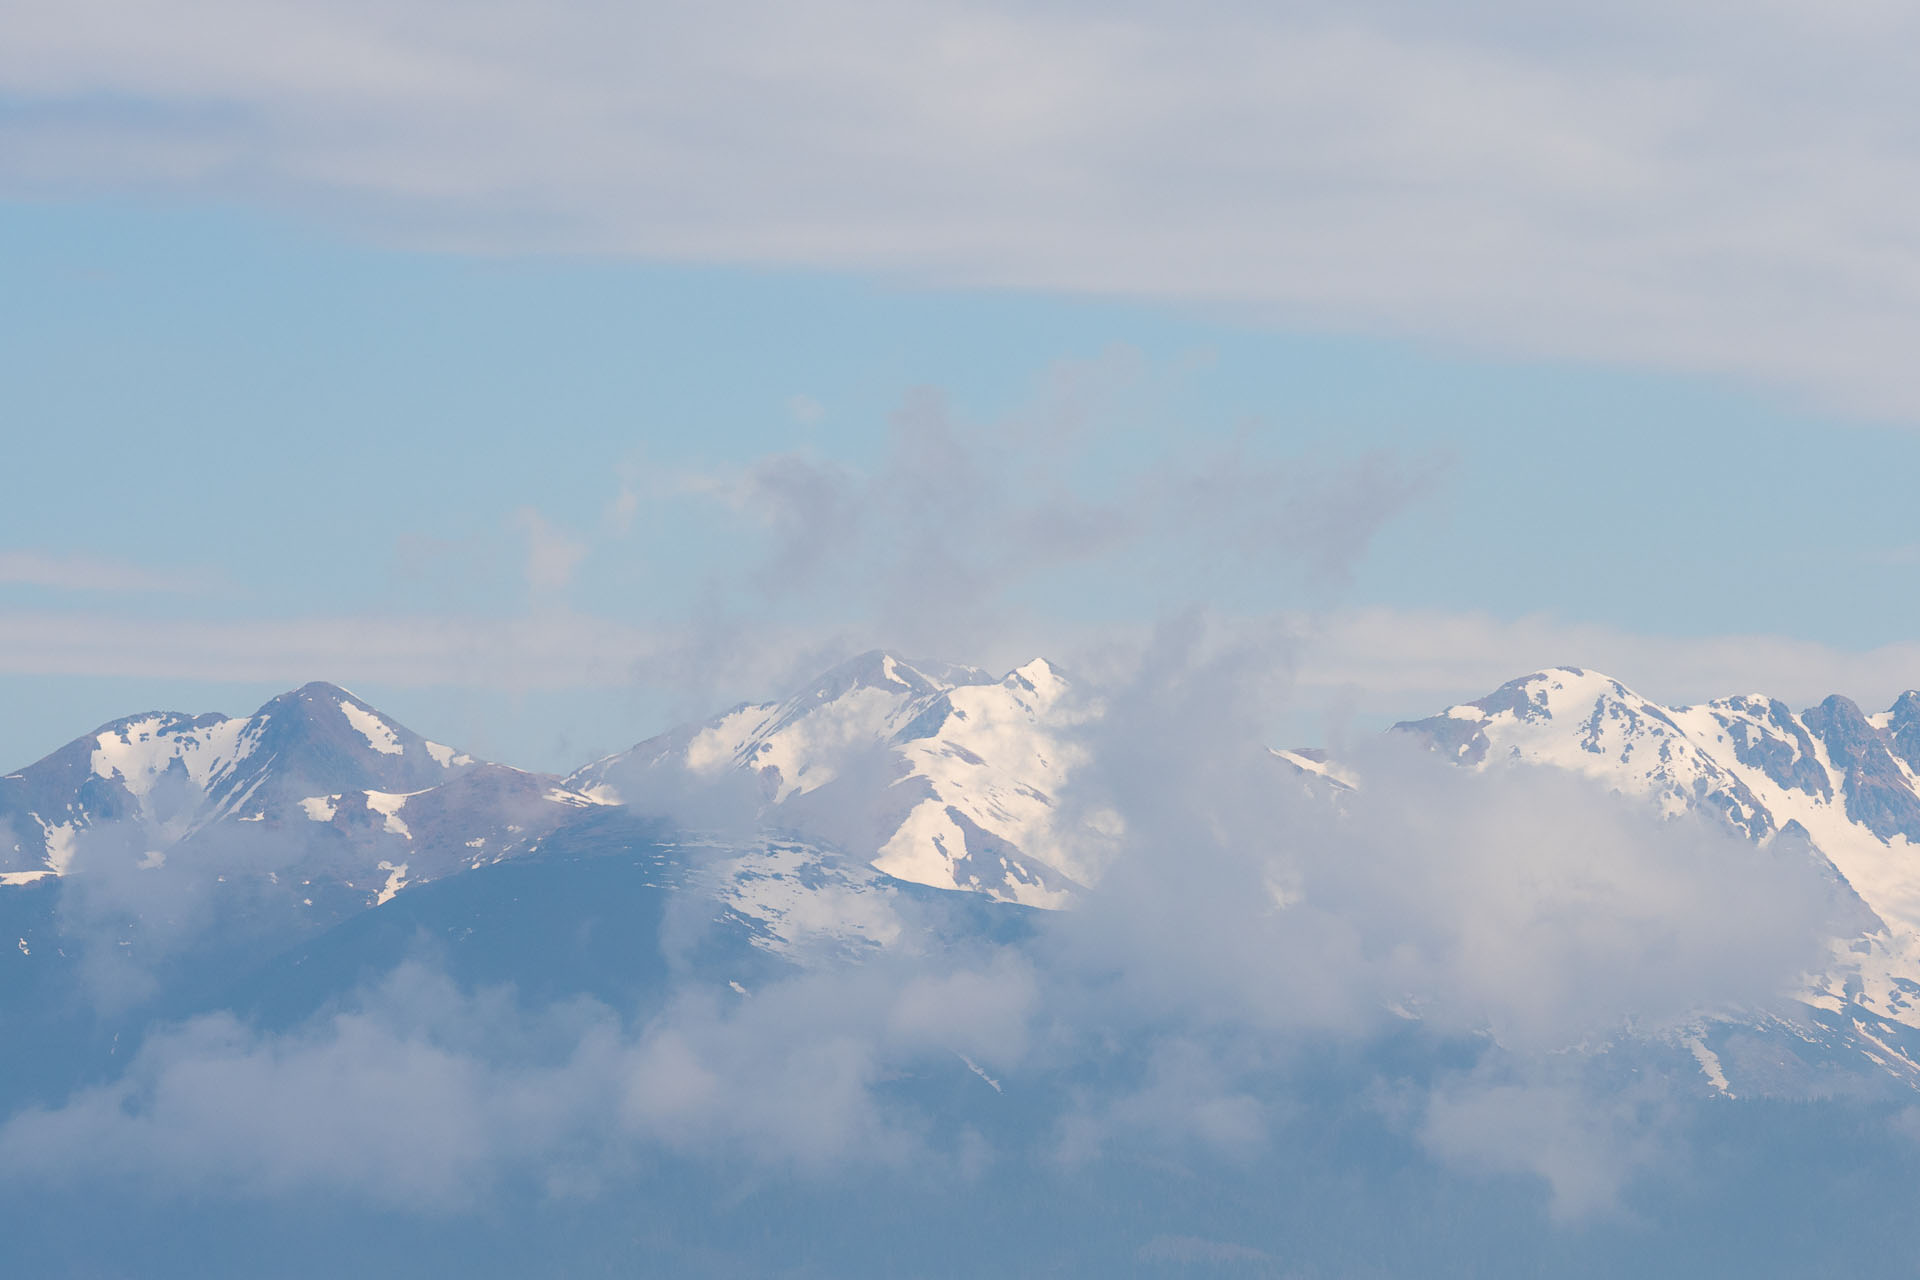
[1685,1034,1734,1096]
[1271,748,1358,790]
[87,713,258,803]
[708,840,905,957]
[423,740,472,768]
[375,860,409,905]
[39,820,78,876]
[338,699,403,756]
[364,791,414,839]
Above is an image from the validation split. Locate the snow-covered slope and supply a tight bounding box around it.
[1397,667,1920,1086]
[567,651,1107,907]
[1396,668,1920,934]
[0,681,604,908]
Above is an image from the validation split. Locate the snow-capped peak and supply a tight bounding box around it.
[0,681,501,887]
[1397,669,1920,936]
[568,651,1098,907]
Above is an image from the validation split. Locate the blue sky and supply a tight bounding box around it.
[8,0,1920,771]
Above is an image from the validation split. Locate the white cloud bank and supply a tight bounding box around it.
[6,0,1920,416]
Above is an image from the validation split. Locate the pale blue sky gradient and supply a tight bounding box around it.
[6,198,1919,771]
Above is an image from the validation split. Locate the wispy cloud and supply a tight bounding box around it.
[508,508,586,594]
[1292,608,1920,713]
[665,384,1443,659]
[0,549,213,594]
[0,610,660,688]
[2,603,1916,724]
[6,1,1920,415]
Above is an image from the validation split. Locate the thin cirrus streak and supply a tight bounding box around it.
[4,606,1918,717]
[0,610,661,687]
[0,550,214,594]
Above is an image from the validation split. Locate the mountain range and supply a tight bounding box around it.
[18,653,1920,1275]
[12,654,1920,1101]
